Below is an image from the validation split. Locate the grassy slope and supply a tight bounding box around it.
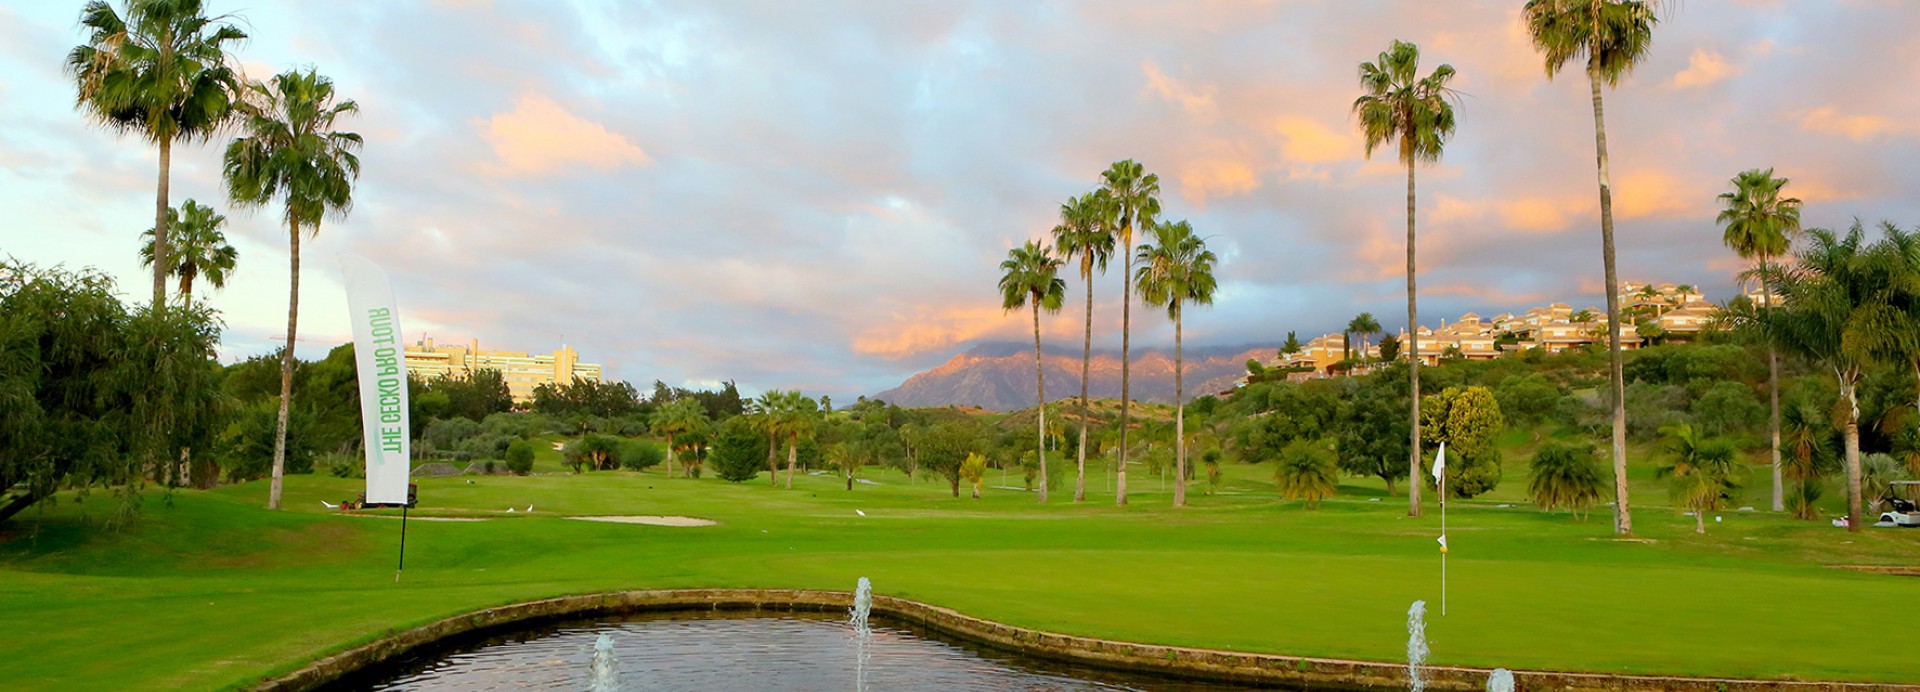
[1,449,1914,690]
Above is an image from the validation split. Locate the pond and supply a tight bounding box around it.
[344,610,1268,691]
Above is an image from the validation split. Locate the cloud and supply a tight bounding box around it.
[1177,158,1259,206]
[1140,60,1216,118]
[477,92,651,176]
[1272,116,1355,164]
[1672,49,1737,89]
[1795,106,1910,141]
[1613,169,1702,220]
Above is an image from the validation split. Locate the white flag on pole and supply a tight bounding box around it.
[1437,535,1448,550]
[1431,441,1447,483]
[341,254,412,505]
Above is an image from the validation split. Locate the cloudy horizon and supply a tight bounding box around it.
[4,0,1918,400]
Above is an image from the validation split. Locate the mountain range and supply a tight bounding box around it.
[871,342,1269,411]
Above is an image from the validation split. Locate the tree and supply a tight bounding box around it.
[564,434,622,472]
[1,262,224,524]
[1355,39,1458,518]
[1656,424,1742,534]
[999,240,1067,503]
[138,199,238,309]
[67,0,247,309]
[959,452,989,499]
[709,416,768,483]
[1421,385,1506,498]
[1274,440,1338,509]
[907,418,986,497]
[429,369,513,423]
[1523,0,1663,535]
[1098,159,1162,506]
[1347,313,1382,361]
[1377,333,1401,362]
[749,391,784,486]
[223,68,361,510]
[1527,442,1605,519]
[1336,367,1412,494]
[1754,223,1892,532]
[1780,398,1838,520]
[766,390,819,489]
[650,396,710,478]
[504,439,536,476]
[1135,219,1218,507]
[1050,192,1115,503]
[1281,331,1304,357]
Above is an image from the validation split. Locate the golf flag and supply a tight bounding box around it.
[1431,442,1447,483]
[1437,535,1448,550]
[341,254,412,505]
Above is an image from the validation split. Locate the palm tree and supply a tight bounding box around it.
[650,397,709,478]
[1348,312,1382,362]
[1656,424,1742,534]
[1050,192,1115,502]
[1755,223,1894,533]
[1354,39,1458,518]
[1098,160,1162,506]
[769,390,819,489]
[1527,442,1605,520]
[999,241,1067,503]
[750,392,783,486]
[1523,0,1661,536]
[138,199,237,309]
[959,452,989,499]
[1717,168,1802,513]
[1780,399,1837,520]
[68,0,246,309]
[1274,442,1338,510]
[1134,220,1218,508]
[222,68,362,510]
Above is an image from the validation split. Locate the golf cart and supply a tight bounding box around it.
[1878,480,1920,528]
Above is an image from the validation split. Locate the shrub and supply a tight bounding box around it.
[1273,439,1337,509]
[423,417,482,450]
[482,412,550,440]
[709,417,766,483]
[1691,381,1764,438]
[505,439,536,475]
[564,434,623,472]
[1527,442,1603,519]
[457,433,511,460]
[621,439,666,471]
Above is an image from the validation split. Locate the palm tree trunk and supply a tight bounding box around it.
[1695,506,1704,534]
[1770,348,1783,512]
[179,268,195,310]
[1032,302,1049,503]
[269,220,301,510]
[1842,375,1862,533]
[1117,234,1132,507]
[767,431,779,486]
[1406,161,1423,518]
[1076,270,1093,503]
[1174,307,1187,508]
[666,433,676,478]
[786,434,798,489]
[1590,68,1633,536]
[151,137,172,309]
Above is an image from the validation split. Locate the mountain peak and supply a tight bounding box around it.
[872,344,1265,411]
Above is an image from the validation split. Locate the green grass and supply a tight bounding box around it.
[1,452,1913,690]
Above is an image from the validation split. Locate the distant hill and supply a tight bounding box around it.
[871,342,1267,411]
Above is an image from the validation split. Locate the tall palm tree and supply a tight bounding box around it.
[138,199,237,309]
[1348,312,1382,361]
[1050,192,1115,503]
[68,0,246,309]
[223,68,361,510]
[769,390,819,489]
[1098,160,1162,506]
[1755,223,1894,533]
[1354,39,1458,518]
[1134,220,1218,508]
[1523,0,1661,535]
[999,240,1067,503]
[751,392,783,486]
[1717,167,1802,513]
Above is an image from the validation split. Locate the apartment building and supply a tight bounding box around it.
[404,337,603,402]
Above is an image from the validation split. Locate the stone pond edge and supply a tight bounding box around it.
[251,588,1917,691]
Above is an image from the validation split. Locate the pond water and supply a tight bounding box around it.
[348,610,1266,691]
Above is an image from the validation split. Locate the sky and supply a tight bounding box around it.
[3,0,1919,401]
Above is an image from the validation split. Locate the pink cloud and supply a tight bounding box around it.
[477,92,651,177]
[1140,60,1217,118]
[1796,106,1912,141]
[1672,49,1737,89]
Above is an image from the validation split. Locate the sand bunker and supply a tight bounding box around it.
[565,515,717,527]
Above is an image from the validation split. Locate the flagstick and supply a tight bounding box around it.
[395,503,409,582]
[1440,475,1447,617]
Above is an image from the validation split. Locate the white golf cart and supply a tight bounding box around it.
[1878,480,1920,528]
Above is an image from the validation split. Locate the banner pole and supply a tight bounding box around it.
[396,503,409,582]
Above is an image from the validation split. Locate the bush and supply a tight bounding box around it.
[505,439,536,475]
[621,439,666,471]
[1273,439,1338,509]
[1692,381,1765,438]
[564,434,623,472]
[1527,442,1603,519]
[1496,375,1560,428]
[220,400,318,481]
[482,412,550,440]
[457,433,511,460]
[423,417,482,450]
